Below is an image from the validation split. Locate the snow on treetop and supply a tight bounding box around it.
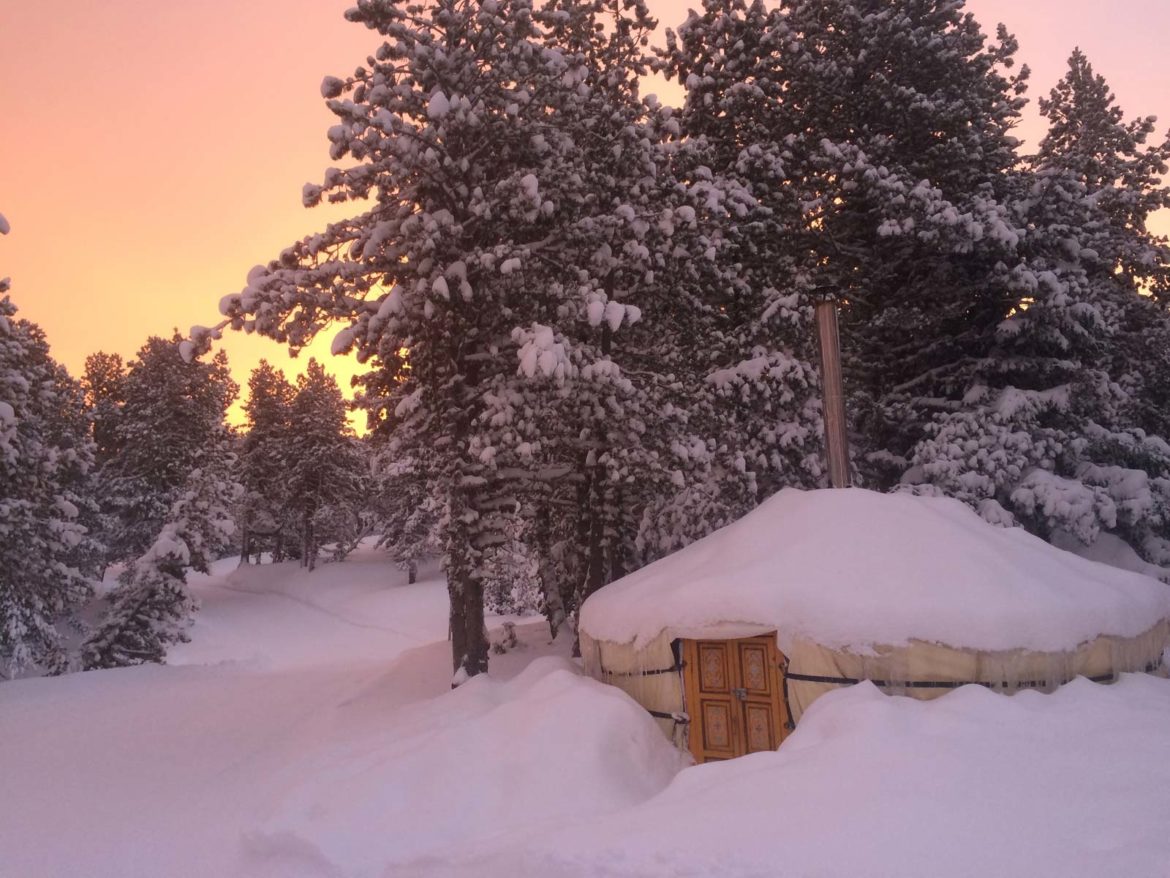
[580,488,1170,654]
[427,91,451,120]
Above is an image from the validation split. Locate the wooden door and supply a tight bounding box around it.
[682,634,789,763]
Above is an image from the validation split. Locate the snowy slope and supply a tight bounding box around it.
[170,549,449,669]
[581,487,1170,652]
[0,548,455,878]
[3,543,1170,878]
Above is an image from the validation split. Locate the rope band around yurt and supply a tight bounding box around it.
[601,663,685,678]
[784,660,1163,691]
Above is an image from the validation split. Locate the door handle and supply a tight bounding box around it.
[731,687,748,700]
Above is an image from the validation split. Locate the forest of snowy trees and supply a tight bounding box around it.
[4,0,1170,682]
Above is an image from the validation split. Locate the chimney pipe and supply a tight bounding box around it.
[814,298,851,489]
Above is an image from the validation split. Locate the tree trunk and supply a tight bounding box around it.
[568,463,594,657]
[585,500,606,601]
[534,499,565,638]
[446,490,488,684]
[300,512,310,569]
[610,486,627,582]
[238,525,251,567]
[408,560,417,585]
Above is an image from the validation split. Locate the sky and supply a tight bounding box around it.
[2,0,1168,424]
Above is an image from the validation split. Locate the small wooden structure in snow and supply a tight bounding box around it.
[579,488,1170,763]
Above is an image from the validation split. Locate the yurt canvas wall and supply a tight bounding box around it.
[581,621,1169,752]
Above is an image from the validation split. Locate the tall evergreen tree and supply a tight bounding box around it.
[370,446,441,585]
[285,359,363,571]
[663,0,1032,489]
[210,0,715,678]
[238,360,297,563]
[909,49,1170,572]
[84,433,241,669]
[0,217,103,675]
[81,352,126,467]
[1037,48,1170,301]
[98,335,237,563]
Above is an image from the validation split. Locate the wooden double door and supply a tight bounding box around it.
[681,634,790,763]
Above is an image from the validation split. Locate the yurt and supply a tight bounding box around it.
[578,488,1170,763]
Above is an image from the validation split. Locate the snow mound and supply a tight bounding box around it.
[479,673,1170,878]
[581,488,1170,653]
[244,657,685,877]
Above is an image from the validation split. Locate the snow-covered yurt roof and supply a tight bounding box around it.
[580,488,1170,655]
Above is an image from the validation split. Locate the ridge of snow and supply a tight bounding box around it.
[467,674,1170,878]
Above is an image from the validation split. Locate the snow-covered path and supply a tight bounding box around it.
[171,548,449,669]
[1,548,461,878]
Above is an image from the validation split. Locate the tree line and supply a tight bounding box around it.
[0,310,364,675]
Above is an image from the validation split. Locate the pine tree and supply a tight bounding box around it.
[238,360,296,563]
[908,49,1170,573]
[1037,49,1170,301]
[210,0,715,679]
[0,216,103,675]
[285,359,363,571]
[652,0,831,547]
[84,433,241,669]
[81,352,125,467]
[98,335,237,563]
[370,445,440,585]
[663,0,1032,490]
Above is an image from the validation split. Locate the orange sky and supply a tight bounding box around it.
[2,0,1168,425]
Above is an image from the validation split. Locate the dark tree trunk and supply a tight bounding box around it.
[300,512,310,569]
[238,526,251,567]
[534,499,565,638]
[408,560,417,585]
[585,496,606,601]
[445,534,488,684]
[571,469,611,658]
[610,486,627,582]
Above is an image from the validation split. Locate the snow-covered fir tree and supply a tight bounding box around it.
[0,216,103,676]
[83,429,240,669]
[81,351,126,467]
[664,0,1032,491]
[238,360,297,563]
[285,359,364,571]
[908,49,1170,573]
[97,335,237,564]
[369,445,441,585]
[651,0,832,552]
[212,0,723,677]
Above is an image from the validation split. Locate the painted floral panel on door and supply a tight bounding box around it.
[740,643,771,695]
[744,703,775,753]
[698,643,729,692]
[702,701,733,751]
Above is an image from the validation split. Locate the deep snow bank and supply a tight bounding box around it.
[581,488,1170,652]
[444,673,1170,878]
[242,657,685,878]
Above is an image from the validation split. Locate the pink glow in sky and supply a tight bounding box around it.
[2,1,1167,421]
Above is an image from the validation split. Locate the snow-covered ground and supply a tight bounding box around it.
[3,544,1170,878]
